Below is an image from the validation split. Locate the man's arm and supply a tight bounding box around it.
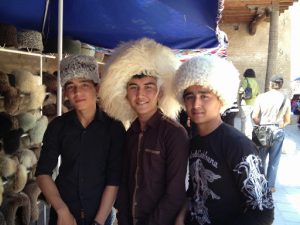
[94,186,119,225]
[174,198,189,225]
[36,175,76,225]
[252,98,261,125]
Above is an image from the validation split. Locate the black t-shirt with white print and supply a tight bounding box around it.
[186,123,274,225]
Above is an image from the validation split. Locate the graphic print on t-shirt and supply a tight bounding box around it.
[233,154,274,210]
[189,151,221,225]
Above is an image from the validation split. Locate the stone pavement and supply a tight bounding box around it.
[235,117,300,225]
[272,124,300,225]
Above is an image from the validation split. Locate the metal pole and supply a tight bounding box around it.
[57,0,63,116]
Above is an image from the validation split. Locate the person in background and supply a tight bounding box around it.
[174,55,274,225]
[252,75,290,193]
[221,101,239,126]
[239,68,260,138]
[36,55,126,225]
[99,38,189,225]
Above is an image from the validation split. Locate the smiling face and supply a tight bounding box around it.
[183,85,223,132]
[126,76,161,121]
[64,78,99,112]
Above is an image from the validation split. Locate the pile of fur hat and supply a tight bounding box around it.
[0,69,48,225]
[0,112,45,225]
[0,70,46,115]
[0,23,43,53]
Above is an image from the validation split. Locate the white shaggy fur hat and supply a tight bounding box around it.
[100,38,181,124]
[60,54,99,87]
[174,55,240,113]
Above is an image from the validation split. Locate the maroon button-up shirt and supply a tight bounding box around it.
[116,110,189,225]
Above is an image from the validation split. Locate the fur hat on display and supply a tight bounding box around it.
[42,72,57,94]
[0,154,18,178]
[95,52,104,63]
[5,164,28,194]
[29,146,41,162]
[0,178,4,206]
[173,55,240,113]
[15,149,37,170]
[0,23,17,48]
[3,129,23,155]
[12,70,42,94]
[28,85,46,110]
[28,116,48,145]
[3,87,22,115]
[0,113,12,139]
[81,43,96,57]
[19,135,31,149]
[0,192,31,225]
[100,38,181,125]
[60,54,100,87]
[0,210,6,225]
[0,71,10,94]
[17,110,41,132]
[17,30,44,52]
[23,180,41,222]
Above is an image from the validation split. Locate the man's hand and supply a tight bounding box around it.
[56,207,77,225]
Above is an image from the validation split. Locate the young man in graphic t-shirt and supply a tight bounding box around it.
[173,56,274,225]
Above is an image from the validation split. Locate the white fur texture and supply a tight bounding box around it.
[174,55,240,113]
[0,177,3,206]
[100,38,181,125]
[28,85,46,110]
[6,164,28,193]
[29,116,48,144]
[13,70,41,94]
[0,154,18,177]
[16,149,37,169]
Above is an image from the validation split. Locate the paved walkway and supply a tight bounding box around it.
[272,124,300,225]
[235,117,300,225]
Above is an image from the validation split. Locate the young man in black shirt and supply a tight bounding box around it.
[173,55,274,225]
[36,55,126,225]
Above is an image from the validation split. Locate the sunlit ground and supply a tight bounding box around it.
[272,124,300,224]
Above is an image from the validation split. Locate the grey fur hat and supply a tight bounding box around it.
[100,38,181,125]
[60,54,100,87]
[17,30,43,52]
[1,192,31,225]
[174,55,240,113]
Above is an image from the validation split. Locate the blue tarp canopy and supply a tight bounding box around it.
[0,0,222,49]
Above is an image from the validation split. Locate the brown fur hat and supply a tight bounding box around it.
[0,153,18,177]
[3,128,23,155]
[0,71,10,94]
[0,178,3,206]
[29,116,48,145]
[0,113,12,139]
[19,135,31,149]
[0,210,6,225]
[3,87,22,115]
[5,164,28,193]
[0,23,17,48]
[42,72,57,94]
[23,180,41,222]
[1,192,31,225]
